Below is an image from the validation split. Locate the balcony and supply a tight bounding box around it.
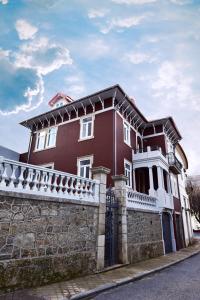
[167,152,182,175]
[133,146,167,163]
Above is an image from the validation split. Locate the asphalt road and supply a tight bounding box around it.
[92,253,200,300]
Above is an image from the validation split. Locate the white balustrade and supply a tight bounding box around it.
[127,189,158,211]
[0,157,99,203]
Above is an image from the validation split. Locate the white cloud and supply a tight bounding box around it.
[65,72,86,99]
[151,61,196,108]
[101,15,146,34]
[14,37,73,75]
[169,0,192,5]
[88,8,109,19]
[15,19,38,40]
[83,38,110,59]
[0,0,8,4]
[111,0,157,4]
[0,75,44,116]
[66,84,86,98]
[0,35,73,115]
[0,53,44,116]
[0,48,10,58]
[125,52,153,64]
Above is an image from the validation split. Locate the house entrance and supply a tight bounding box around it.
[105,187,119,267]
[162,212,173,254]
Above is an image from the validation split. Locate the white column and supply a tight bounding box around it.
[133,168,136,191]
[148,166,155,196]
[157,166,163,190]
[167,173,171,194]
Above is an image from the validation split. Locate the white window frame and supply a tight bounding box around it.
[40,162,54,169]
[79,115,94,141]
[77,155,93,179]
[124,159,132,188]
[123,121,131,146]
[35,126,57,152]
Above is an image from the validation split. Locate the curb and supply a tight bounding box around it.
[70,248,200,300]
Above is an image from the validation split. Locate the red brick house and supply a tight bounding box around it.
[19,84,192,253]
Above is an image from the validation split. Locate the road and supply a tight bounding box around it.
[92,253,200,300]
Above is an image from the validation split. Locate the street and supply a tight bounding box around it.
[92,253,200,300]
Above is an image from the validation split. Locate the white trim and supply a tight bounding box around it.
[39,162,54,169]
[116,110,137,133]
[124,159,132,188]
[77,155,94,179]
[79,114,95,141]
[57,106,113,128]
[142,132,164,139]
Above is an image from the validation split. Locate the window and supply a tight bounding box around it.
[35,127,57,151]
[80,116,94,140]
[124,160,132,187]
[55,101,63,108]
[36,131,46,151]
[77,156,93,179]
[123,122,131,146]
[171,174,179,198]
[46,127,57,148]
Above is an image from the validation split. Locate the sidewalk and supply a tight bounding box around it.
[1,242,200,300]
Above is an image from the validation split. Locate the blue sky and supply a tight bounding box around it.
[0,0,199,174]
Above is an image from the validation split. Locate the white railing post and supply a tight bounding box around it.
[0,162,9,188]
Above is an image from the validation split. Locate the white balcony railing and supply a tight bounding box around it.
[0,157,99,203]
[126,189,158,211]
[133,146,167,163]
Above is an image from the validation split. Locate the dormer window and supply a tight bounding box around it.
[55,101,64,108]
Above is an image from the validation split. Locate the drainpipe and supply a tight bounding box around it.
[27,131,33,164]
[113,110,117,176]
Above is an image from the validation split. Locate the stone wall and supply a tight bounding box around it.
[0,191,98,291]
[127,209,164,263]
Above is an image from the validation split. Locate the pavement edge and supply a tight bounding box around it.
[70,248,200,300]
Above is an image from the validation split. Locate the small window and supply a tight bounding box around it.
[80,116,94,140]
[78,156,93,179]
[124,160,132,187]
[123,122,131,146]
[55,101,63,108]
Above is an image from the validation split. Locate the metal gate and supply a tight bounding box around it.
[105,187,119,267]
[162,212,173,254]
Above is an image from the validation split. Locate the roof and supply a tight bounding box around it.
[145,116,182,144]
[19,84,182,145]
[20,84,147,129]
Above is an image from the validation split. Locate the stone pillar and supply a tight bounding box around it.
[148,166,155,196]
[112,175,128,265]
[91,166,110,271]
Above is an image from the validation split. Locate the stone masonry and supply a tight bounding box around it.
[0,190,98,290]
[127,209,164,263]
